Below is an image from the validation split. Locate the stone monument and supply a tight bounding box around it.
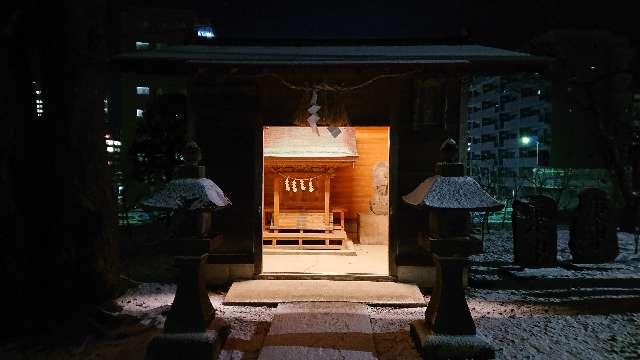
[569,188,618,263]
[369,161,389,215]
[359,161,389,245]
[512,195,558,267]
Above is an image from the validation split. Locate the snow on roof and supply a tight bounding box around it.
[263,126,358,159]
[403,175,504,211]
[113,44,550,66]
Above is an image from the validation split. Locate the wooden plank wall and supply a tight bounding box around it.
[263,126,389,222]
[332,127,389,219]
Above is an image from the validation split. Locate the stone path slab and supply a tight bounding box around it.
[224,280,426,306]
[258,302,377,360]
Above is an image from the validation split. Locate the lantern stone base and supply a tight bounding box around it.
[145,328,229,360]
[410,320,496,360]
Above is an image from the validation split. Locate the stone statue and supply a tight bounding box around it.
[369,161,389,215]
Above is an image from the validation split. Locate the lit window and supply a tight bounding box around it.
[195,25,216,39]
[107,146,114,153]
[135,41,151,50]
[136,109,144,118]
[136,86,150,95]
[113,140,121,146]
[35,90,41,95]
[106,139,114,145]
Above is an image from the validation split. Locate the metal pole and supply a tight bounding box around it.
[536,141,539,167]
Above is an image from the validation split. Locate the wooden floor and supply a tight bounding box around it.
[262,244,388,275]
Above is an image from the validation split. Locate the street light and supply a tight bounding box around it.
[520,135,539,167]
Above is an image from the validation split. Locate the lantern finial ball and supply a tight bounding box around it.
[439,138,458,162]
[182,141,202,166]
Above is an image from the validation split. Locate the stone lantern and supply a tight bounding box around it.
[144,141,230,360]
[402,138,503,359]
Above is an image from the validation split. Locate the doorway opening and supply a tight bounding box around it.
[261,126,389,275]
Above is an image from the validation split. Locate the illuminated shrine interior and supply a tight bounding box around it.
[261,126,390,275]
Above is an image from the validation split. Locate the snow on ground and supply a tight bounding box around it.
[112,227,640,359]
[469,288,640,303]
[115,284,640,359]
[470,227,640,282]
[115,284,275,359]
[471,227,640,265]
[476,310,640,359]
[470,228,514,264]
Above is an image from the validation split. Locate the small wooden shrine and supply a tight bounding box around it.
[263,126,358,250]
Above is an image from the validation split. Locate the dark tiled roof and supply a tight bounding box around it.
[113,44,549,66]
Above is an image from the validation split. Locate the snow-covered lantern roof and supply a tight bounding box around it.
[141,141,231,252]
[402,173,503,212]
[142,178,231,210]
[143,141,231,211]
[402,139,503,212]
[402,139,502,256]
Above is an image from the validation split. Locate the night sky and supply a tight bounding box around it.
[118,0,640,50]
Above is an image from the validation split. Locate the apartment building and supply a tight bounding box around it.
[467,75,551,198]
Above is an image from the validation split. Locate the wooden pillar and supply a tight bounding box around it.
[273,175,279,230]
[324,174,331,228]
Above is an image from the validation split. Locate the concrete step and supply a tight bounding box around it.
[258,302,377,360]
[224,280,426,307]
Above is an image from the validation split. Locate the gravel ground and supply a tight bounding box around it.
[109,283,640,359]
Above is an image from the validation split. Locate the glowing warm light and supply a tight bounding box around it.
[105,134,111,139]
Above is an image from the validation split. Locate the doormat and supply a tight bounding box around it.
[223,280,426,307]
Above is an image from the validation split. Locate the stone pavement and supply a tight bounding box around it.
[258,302,377,360]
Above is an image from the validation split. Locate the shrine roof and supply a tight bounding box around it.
[112,44,550,70]
[263,126,358,161]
